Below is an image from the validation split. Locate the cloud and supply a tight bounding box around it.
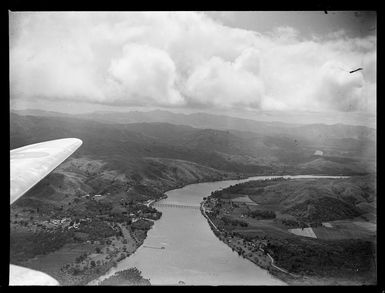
[106,43,183,106]
[271,26,300,42]
[10,12,376,114]
[185,56,264,108]
[314,61,365,111]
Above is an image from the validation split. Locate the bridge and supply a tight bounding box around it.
[152,202,201,210]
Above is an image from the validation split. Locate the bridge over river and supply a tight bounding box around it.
[151,202,201,210]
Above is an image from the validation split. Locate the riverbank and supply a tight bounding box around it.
[90,175,289,285]
[201,198,293,284]
[86,172,247,285]
[92,172,354,284]
[98,267,150,285]
[12,173,370,285]
[11,170,247,286]
[201,175,376,285]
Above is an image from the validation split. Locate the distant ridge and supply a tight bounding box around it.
[11,108,375,135]
[11,110,375,175]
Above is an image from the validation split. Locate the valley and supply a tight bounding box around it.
[9,10,377,287]
[10,110,376,285]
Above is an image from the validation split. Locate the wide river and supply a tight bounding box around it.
[91,175,345,285]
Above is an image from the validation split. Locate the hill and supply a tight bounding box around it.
[212,175,376,223]
[10,112,375,176]
[205,175,376,285]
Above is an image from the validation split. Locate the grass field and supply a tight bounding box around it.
[231,196,259,205]
[312,220,375,240]
[353,221,376,232]
[289,228,317,238]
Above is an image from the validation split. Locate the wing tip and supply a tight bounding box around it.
[70,138,83,147]
[56,137,83,149]
[61,137,83,145]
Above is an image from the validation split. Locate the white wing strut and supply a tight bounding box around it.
[10,138,82,286]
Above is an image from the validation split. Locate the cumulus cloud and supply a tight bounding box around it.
[106,44,183,106]
[314,61,364,111]
[185,56,264,108]
[10,11,376,113]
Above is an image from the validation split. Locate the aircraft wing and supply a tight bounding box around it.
[10,138,82,286]
[10,138,82,204]
[9,265,61,286]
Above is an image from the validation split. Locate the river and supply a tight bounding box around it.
[90,175,346,285]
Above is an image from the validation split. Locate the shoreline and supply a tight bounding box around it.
[199,175,376,286]
[85,172,246,285]
[200,197,294,285]
[90,173,354,286]
[13,173,359,285]
[86,172,274,285]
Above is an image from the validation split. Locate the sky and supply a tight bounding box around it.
[9,11,377,127]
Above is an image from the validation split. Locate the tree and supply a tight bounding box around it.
[90,260,96,267]
[95,247,101,253]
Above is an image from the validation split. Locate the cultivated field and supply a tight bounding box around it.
[289,228,317,238]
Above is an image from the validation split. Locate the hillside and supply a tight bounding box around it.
[204,175,376,285]
[213,176,376,223]
[13,108,376,142]
[10,112,375,176]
